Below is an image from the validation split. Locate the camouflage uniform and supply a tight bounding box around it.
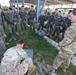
[0,12,6,56]
[52,15,67,40]
[5,12,15,40]
[0,12,5,30]
[0,25,6,56]
[19,11,27,32]
[28,10,36,32]
[13,11,19,34]
[0,12,3,26]
[1,46,33,75]
[52,22,76,70]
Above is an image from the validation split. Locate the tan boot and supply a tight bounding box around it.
[5,42,9,45]
[60,65,66,72]
[27,65,36,75]
[47,64,55,72]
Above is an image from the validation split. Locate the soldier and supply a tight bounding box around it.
[28,5,36,33]
[19,6,28,34]
[51,11,67,41]
[12,5,19,35]
[47,8,76,72]
[5,7,16,42]
[0,7,5,30]
[0,25,6,58]
[0,7,6,58]
[1,39,36,75]
[46,11,53,36]
[65,10,72,28]
[38,11,46,30]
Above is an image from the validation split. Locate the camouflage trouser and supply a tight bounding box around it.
[1,57,33,75]
[14,22,18,32]
[52,50,73,70]
[29,19,35,32]
[38,23,44,30]
[20,20,27,31]
[8,24,15,35]
[0,39,6,56]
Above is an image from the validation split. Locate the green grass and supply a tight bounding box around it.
[3,23,76,75]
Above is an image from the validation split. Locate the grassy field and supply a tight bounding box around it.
[4,23,76,75]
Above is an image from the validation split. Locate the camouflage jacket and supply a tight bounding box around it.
[2,46,28,67]
[13,11,19,22]
[59,22,76,54]
[0,25,4,38]
[5,12,14,24]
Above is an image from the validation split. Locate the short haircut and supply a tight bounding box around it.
[9,7,12,10]
[31,5,34,7]
[73,8,76,15]
[17,39,25,44]
[12,5,15,7]
[22,6,24,7]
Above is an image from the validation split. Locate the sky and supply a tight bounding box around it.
[0,0,10,6]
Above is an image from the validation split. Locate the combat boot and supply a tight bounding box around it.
[16,32,19,35]
[60,65,66,72]
[12,35,16,40]
[9,38,12,42]
[5,42,9,45]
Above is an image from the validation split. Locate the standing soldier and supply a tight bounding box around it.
[46,11,53,36]
[5,7,16,42]
[0,7,6,58]
[51,11,67,41]
[19,6,28,34]
[28,5,36,33]
[0,25,6,58]
[0,6,5,30]
[38,11,46,30]
[47,9,76,72]
[12,5,19,35]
